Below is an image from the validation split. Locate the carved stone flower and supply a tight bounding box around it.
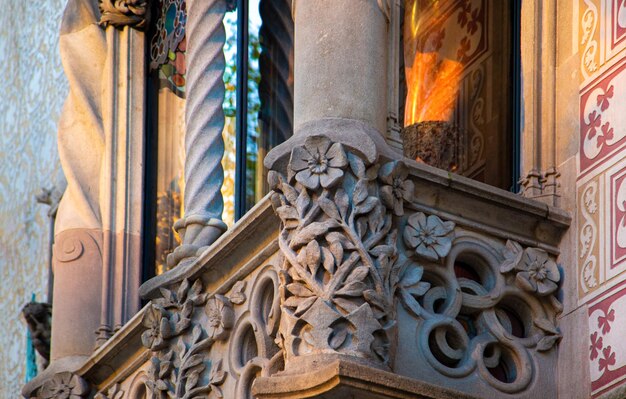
[379,161,414,216]
[141,305,167,350]
[513,248,560,295]
[404,212,455,261]
[40,372,89,399]
[205,295,235,340]
[289,136,348,189]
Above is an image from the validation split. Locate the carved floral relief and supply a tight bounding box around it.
[268,134,563,394]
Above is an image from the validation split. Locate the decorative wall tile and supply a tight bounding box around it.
[579,0,626,84]
[588,285,626,396]
[579,57,626,177]
[578,176,604,299]
[609,164,626,275]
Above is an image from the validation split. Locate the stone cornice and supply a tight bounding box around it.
[252,359,479,399]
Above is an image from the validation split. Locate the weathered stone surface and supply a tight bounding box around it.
[252,359,478,399]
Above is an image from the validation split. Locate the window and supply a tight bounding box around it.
[144,0,294,277]
[399,0,521,191]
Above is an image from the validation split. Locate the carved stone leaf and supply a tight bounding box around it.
[159,287,175,305]
[536,335,561,351]
[281,183,299,204]
[329,328,348,349]
[354,197,378,216]
[534,318,559,335]
[335,189,350,219]
[329,242,344,268]
[333,297,360,313]
[356,217,368,238]
[363,289,386,310]
[185,371,200,393]
[368,204,384,232]
[303,240,322,274]
[336,281,367,297]
[326,232,355,249]
[347,266,369,283]
[156,379,168,391]
[400,290,423,318]
[370,245,395,257]
[178,279,191,303]
[500,240,523,273]
[227,281,247,305]
[322,247,336,273]
[353,180,369,204]
[319,197,341,220]
[210,359,226,385]
[286,283,314,297]
[348,152,367,178]
[296,189,311,218]
[212,386,224,398]
[277,205,299,222]
[400,266,423,287]
[295,296,317,316]
[292,221,340,247]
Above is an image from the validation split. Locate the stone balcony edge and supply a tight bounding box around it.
[252,359,480,399]
[139,158,570,299]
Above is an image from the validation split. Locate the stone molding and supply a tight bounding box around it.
[252,359,478,399]
[99,0,150,30]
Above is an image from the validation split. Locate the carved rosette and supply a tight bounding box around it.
[141,278,232,399]
[99,0,150,30]
[33,372,89,399]
[269,135,414,367]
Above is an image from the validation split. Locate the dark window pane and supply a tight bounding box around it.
[402,0,515,190]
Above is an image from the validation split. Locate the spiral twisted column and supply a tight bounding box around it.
[167,0,230,268]
[259,0,294,147]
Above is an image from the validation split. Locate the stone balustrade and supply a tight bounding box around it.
[34,146,568,399]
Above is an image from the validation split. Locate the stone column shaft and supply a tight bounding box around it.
[293,0,388,135]
[167,0,231,268]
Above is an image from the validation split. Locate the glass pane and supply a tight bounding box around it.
[149,0,187,275]
[236,0,294,216]
[403,0,514,190]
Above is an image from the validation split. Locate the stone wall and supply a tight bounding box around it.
[0,0,67,397]
[557,0,626,398]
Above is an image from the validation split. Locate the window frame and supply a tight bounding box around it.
[387,0,523,192]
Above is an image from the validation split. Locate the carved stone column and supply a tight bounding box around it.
[166,0,232,269]
[263,0,399,374]
[265,0,397,173]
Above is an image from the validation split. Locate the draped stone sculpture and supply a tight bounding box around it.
[53,0,107,360]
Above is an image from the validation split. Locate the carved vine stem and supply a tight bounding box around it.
[168,0,232,267]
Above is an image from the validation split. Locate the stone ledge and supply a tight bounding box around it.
[252,359,479,399]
